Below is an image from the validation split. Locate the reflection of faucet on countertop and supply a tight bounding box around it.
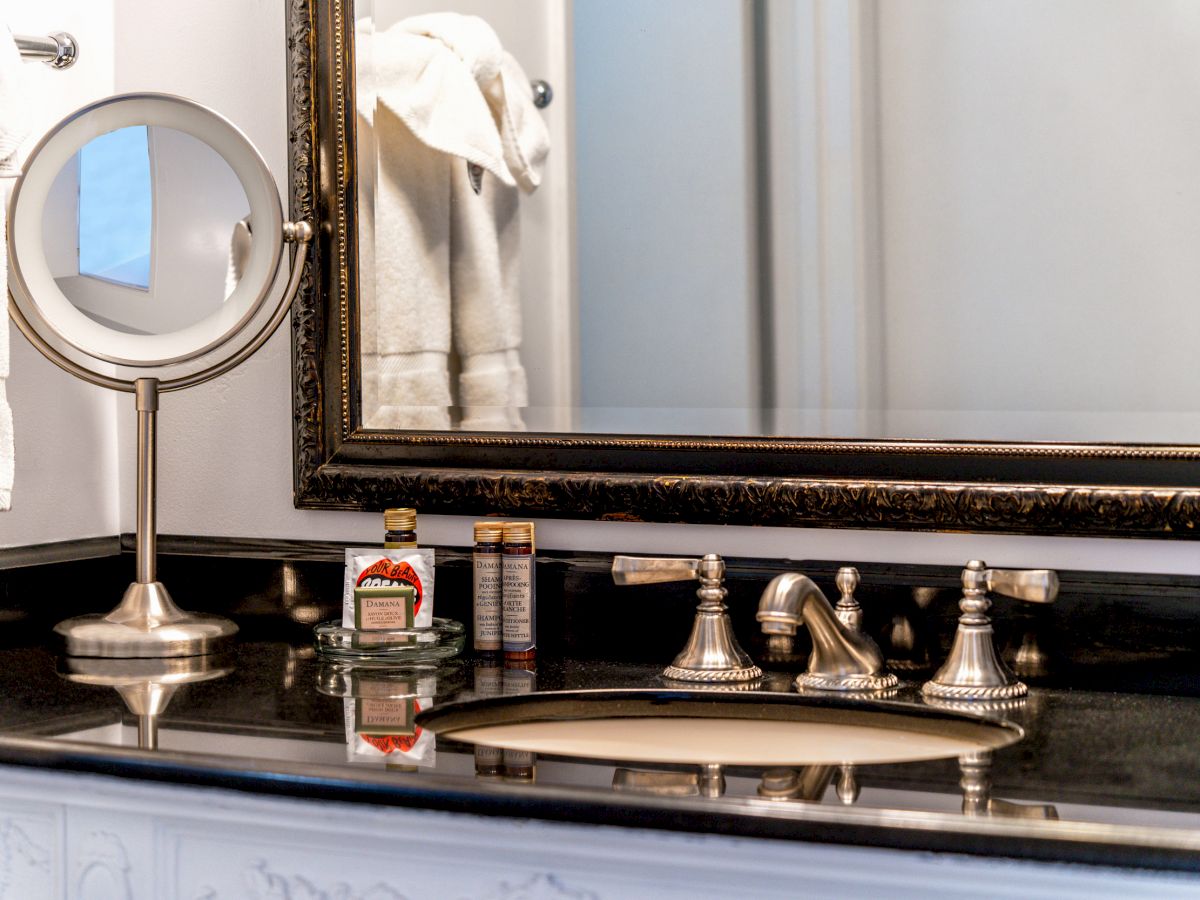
[756,567,898,693]
[758,764,859,805]
[959,751,1058,820]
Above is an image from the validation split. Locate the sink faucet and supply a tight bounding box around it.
[612,554,762,684]
[923,561,1058,703]
[756,568,898,693]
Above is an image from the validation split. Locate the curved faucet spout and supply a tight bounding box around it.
[756,573,893,687]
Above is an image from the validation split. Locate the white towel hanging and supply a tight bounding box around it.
[361,14,549,431]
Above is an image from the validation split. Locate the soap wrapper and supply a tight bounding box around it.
[353,585,414,630]
[342,548,435,630]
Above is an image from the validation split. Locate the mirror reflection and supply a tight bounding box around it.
[355,0,1200,442]
[42,125,251,336]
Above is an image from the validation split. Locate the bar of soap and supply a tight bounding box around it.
[353,585,415,630]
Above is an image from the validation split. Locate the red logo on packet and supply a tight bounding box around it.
[360,730,422,754]
[356,559,423,615]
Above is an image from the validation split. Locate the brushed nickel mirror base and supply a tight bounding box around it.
[54,379,238,658]
[55,581,238,659]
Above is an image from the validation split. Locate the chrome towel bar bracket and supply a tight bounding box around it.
[15,32,77,69]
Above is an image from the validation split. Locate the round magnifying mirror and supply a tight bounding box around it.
[6,93,312,658]
[43,123,256,338]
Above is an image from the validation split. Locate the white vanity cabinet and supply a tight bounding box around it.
[0,765,1190,900]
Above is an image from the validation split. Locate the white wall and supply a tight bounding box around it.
[0,0,120,547]
[1,0,1194,575]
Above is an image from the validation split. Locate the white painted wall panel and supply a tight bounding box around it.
[0,765,1190,900]
[0,0,119,547]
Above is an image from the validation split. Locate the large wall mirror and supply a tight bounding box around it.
[288,0,1200,538]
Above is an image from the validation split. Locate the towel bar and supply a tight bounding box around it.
[15,32,77,69]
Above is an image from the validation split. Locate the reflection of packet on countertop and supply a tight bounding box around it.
[343,696,435,767]
[343,548,435,630]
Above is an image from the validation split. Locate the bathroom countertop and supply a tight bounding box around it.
[0,641,1198,872]
[0,542,1197,873]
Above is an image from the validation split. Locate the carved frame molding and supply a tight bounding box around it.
[287,0,1200,539]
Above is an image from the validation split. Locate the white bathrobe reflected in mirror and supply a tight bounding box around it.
[357,13,549,432]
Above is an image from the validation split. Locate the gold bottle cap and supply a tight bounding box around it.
[502,521,535,545]
[474,522,504,543]
[384,508,417,532]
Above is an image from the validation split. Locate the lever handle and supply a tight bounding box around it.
[612,555,700,585]
[985,568,1059,604]
[961,560,1058,604]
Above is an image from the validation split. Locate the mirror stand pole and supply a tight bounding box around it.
[53,379,240,658]
[135,377,158,585]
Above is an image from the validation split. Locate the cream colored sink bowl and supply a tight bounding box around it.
[417,689,1022,767]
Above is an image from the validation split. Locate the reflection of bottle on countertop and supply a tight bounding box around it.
[475,744,505,779]
[502,522,536,661]
[472,659,504,699]
[503,749,536,782]
[502,660,536,695]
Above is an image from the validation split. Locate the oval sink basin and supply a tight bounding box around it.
[417,689,1022,767]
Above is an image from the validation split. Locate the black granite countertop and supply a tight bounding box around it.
[0,539,1197,873]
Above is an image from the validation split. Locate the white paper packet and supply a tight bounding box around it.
[342,548,436,629]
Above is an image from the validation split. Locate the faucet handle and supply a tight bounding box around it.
[611,554,722,587]
[923,560,1058,703]
[962,561,1059,604]
[984,567,1059,605]
[612,554,759,684]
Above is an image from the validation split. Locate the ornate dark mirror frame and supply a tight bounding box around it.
[286,0,1199,539]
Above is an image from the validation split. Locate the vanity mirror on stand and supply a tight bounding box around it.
[7,93,313,657]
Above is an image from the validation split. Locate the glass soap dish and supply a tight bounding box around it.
[314,617,466,663]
